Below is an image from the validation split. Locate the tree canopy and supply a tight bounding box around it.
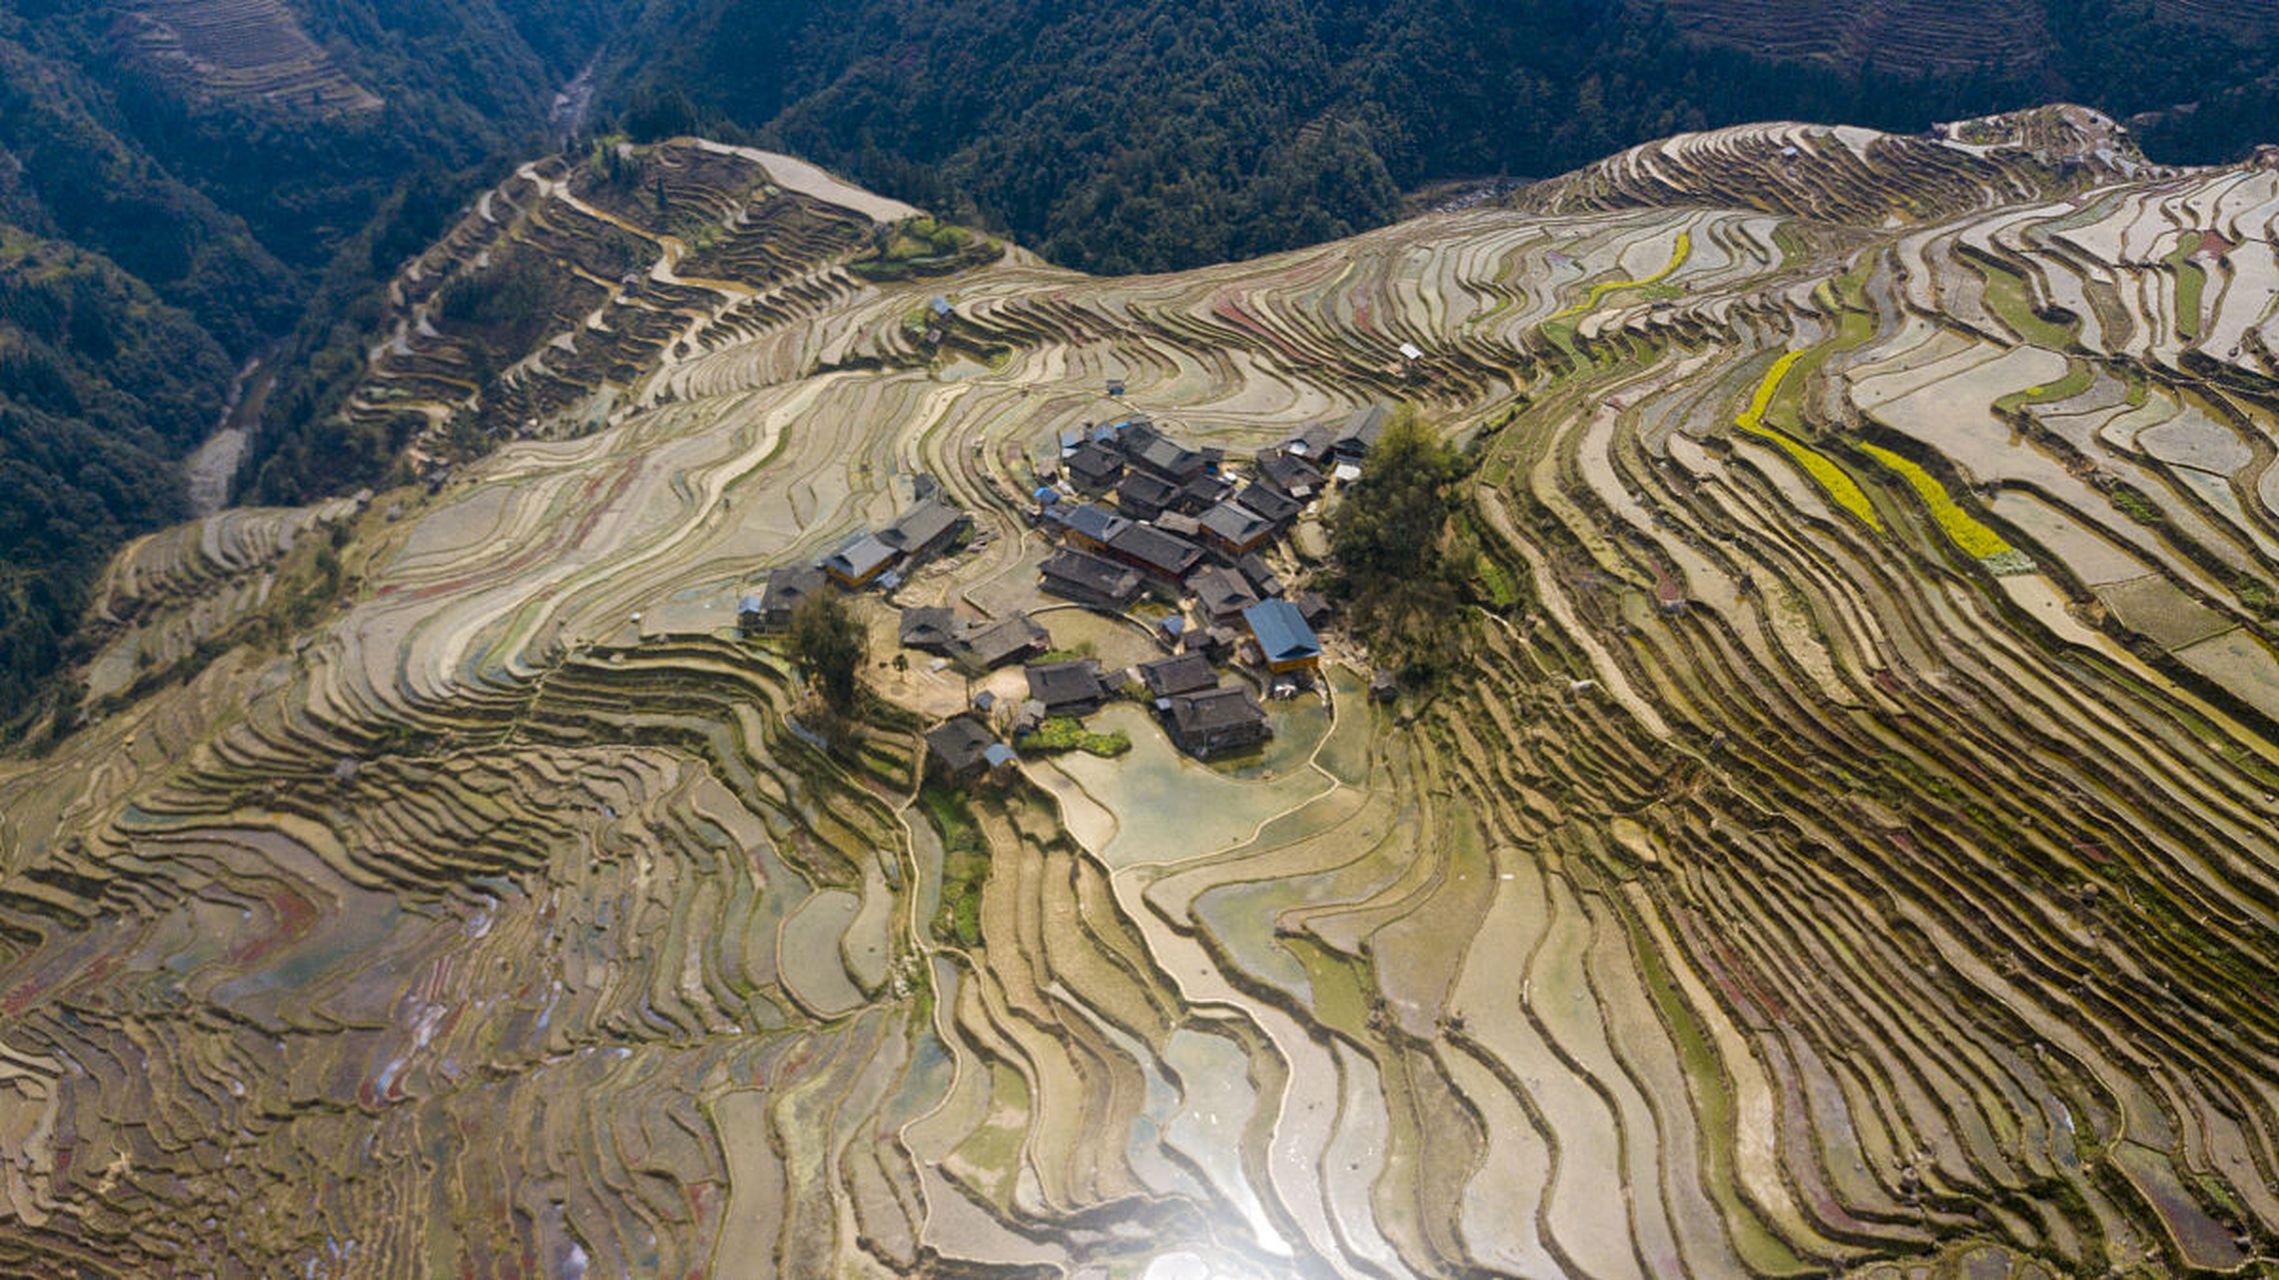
[613,0,2279,279]
[787,590,868,721]
[1327,405,1465,682]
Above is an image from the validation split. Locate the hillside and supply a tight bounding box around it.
[0,0,617,341]
[0,0,633,734]
[7,109,2279,1274]
[1659,0,2052,76]
[8,0,2277,738]
[608,0,2279,281]
[0,228,235,728]
[1518,103,2161,224]
[1660,0,2279,65]
[120,0,386,117]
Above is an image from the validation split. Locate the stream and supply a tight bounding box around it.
[183,350,276,517]
[181,51,603,520]
[550,53,601,145]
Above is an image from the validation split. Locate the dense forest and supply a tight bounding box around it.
[4,0,2278,738]
[0,231,233,724]
[613,0,2279,275]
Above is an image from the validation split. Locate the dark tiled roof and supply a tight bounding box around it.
[925,717,994,773]
[1138,652,1218,698]
[882,497,966,552]
[1039,548,1143,604]
[1199,502,1273,548]
[1191,565,1259,620]
[958,614,1049,668]
[1107,522,1204,578]
[1234,483,1300,526]
[1154,511,1203,538]
[1066,442,1125,487]
[1255,452,1324,497]
[1052,502,1130,545]
[900,606,959,649]
[1183,624,1236,654]
[1174,473,1229,512]
[1281,423,1336,459]
[1116,470,1178,512]
[759,564,826,617]
[1235,553,1284,597]
[1025,659,1107,709]
[1120,423,1209,479]
[1336,404,1390,456]
[1168,685,1269,736]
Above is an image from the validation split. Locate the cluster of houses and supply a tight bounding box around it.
[920,658,1113,784]
[1032,409,1382,672]
[736,483,974,635]
[920,601,1314,776]
[819,491,971,592]
[1136,650,1270,758]
[994,408,1384,761]
[737,406,1390,780]
[899,606,1050,670]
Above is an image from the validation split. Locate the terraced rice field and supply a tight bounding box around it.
[7,105,2279,1275]
[122,0,383,115]
[1659,0,2053,78]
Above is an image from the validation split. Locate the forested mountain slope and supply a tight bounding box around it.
[610,0,2279,277]
[0,0,627,736]
[0,0,616,346]
[0,230,233,719]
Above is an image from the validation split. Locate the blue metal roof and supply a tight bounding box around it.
[983,743,1017,767]
[1243,599,1320,663]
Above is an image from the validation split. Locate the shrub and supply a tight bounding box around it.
[1021,717,1131,757]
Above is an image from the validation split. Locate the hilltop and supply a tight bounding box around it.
[6,106,2279,1275]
